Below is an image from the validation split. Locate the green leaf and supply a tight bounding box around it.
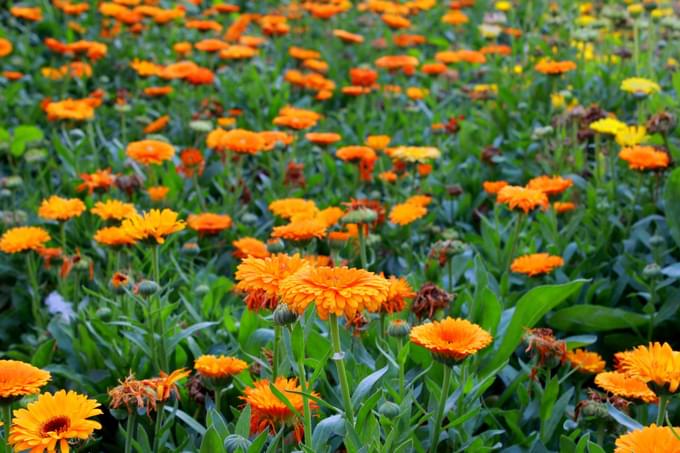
[31,339,55,368]
[14,125,43,143]
[664,167,680,249]
[481,279,587,376]
[268,382,301,417]
[548,306,648,332]
[163,407,205,436]
[200,427,226,453]
[235,404,251,437]
[351,365,388,407]
[0,128,10,143]
[312,414,344,450]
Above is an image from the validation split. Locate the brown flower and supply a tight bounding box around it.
[411,283,452,320]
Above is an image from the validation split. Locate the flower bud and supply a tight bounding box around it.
[96,307,112,321]
[649,235,665,248]
[195,284,210,297]
[189,120,213,132]
[643,263,662,279]
[341,208,377,225]
[387,319,411,338]
[378,401,400,418]
[24,148,48,164]
[137,280,160,296]
[266,239,285,253]
[181,242,200,256]
[224,434,251,453]
[273,303,297,326]
[109,272,132,294]
[241,212,258,225]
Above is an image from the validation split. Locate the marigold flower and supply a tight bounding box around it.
[147,186,169,202]
[242,377,319,443]
[0,227,51,254]
[269,198,318,220]
[526,175,573,196]
[38,195,86,221]
[389,202,427,225]
[9,390,102,453]
[383,276,415,313]
[567,349,606,374]
[621,77,661,96]
[271,218,327,241]
[108,374,158,414]
[410,317,493,361]
[365,135,391,150]
[45,98,95,121]
[305,132,341,145]
[616,342,680,393]
[553,202,576,213]
[614,424,680,452]
[77,169,115,194]
[207,128,266,154]
[0,38,12,57]
[280,266,390,320]
[496,185,549,213]
[10,6,43,21]
[336,146,376,162]
[233,237,270,259]
[91,199,136,221]
[375,55,419,71]
[149,369,191,402]
[120,209,185,244]
[390,146,441,162]
[615,125,648,147]
[94,226,136,247]
[619,146,670,171]
[333,29,364,44]
[405,195,432,207]
[483,180,508,194]
[144,86,173,97]
[195,355,248,379]
[144,115,169,134]
[0,360,50,400]
[535,60,577,75]
[187,213,232,235]
[589,117,626,135]
[595,371,657,403]
[511,253,564,276]
[126,139,175,165]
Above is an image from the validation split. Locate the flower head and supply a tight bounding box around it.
[126,140,175,165]
[195,355,248,380]
[389,202,427,225]
[619,146,670,171]
[616,342,680,393]
[233,237,270,259]
[620,77,661,96]
[120,209,185,244]
[615,125,648,147]
[526,176,573,196]
[590,117,626,135]
[280,266,390,320]
[410,317,492,361]
[0,360,50,400]
[91,199,136,221]
[535,60,576,75]
[94,226,136,247]
[496,186,549,213]
[383,276,415,313]
[511,253,564,276]
[271,218,327,241]
[9,390,102,453]
[235,254,309,311]
[0,227,51,254]
[595,371,657,403]
[614,424,680,453]
[269,198,318,220]
[389,146,441,163]
[38,195,86,221]
[567,349,606,374]
[187,213,232,235]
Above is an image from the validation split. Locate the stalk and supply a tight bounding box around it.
[429,365,452,453]
[329,314,355,426]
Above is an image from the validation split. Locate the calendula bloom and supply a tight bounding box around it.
[0,360,51,400]
[94,226,136,247]
[207,128,266,154]
[144,115,169,134]
[91,200,136,221]
[365,135,391,150]
[526,176,573,196]
[619,146,670,170]
[389,202,427,225]
[615,125,648,147]
[9,390,102,453]
[242,377,319,443]
[567,349,606,374]
[620,77,661,96]
[595,372,657,403]
[496,186,549,213]
[614,424,680,452]
[483,181,508,194]
[235,254,309,310]
[511,253,564,276]
[144,86,173,97]
[147,186,169,202]
[194,355,248,379]
[390,146,441,163]
[271,218,327,241]
[535,60,576,75]
[616,342,680,393]
[0,227,51,254]
[410,317,493,361]
[0,38,12,57]
[187,213,232,235]
[10,6,43,21]
[77,169,115,194]
[333,29,364,44]
[589,117,626,135]
[305,132,341,145]
[233,237,270,259]
[126,140,175,165]
[108,374,158,414]
[45,99,95,121]
[279,266,390,319]
[38,195,86,221]
[269,198,318,220]
[148,369,191,402]
[120,209,185,244]
[177,148,205,177]
[383,276,415,313]
[405,195,432,207]
[337,146,376,163]
[553,202,576,213]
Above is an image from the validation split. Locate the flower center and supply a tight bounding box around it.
[41,416,71,435]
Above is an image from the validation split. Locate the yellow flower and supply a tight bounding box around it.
[38,195,86,221]
[410,317,493,361]
[0,227,51,254]
[615,125,648,147]
[495,1,512,11]
[0,360,51,399]
[389,146,441,163]
[90,199,136,221]
[120,209,185,244]
[195,355,248,380]
[590,117,626,135]
[620,77,661,95]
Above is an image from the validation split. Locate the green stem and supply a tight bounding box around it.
[504,214,525,271]
[293,327,313,449]
[447,259,453,294]
[152,403,164,452]
[429,365,452,453]
[124,411,135,453]
[152,246,160,283]
[329,314,355,426]
[657,395,669,426]
[25,253,43,329]
[357,225,368,269]
[2,403,12,444]
[273,325,281,379]
[214,387,222,414]
[398,338,405,400]
[192,173,207,211]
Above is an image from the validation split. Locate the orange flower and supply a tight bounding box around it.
[38,195,86,221]
[144,115,169,134]
[126,140,175,165]
[614,424,680,452]
[435,50,486,64]
[526,175,573,196]
[365,135,391,150]
[187,213,232,235]
[279,266,390,319]
[120,209,185,244]
[553,202,576,213]
[147,186,169,201]
[421,62,447,75]
[10,6,43,21]
[207,128,265,154]
[567,349,606,374]
[375,55,419,72]
[0,39,13,57]
[315,207,345,227]
[194,355,248,379]
[619,146,670,170]
[2,71,23,80]
[220,45,258,60]
[235,254,309,311]
[195,39,229,52]
[259,131,295,150]
[336,146,376,162]
[483,180,508,194]
[233,237,270,259]
[496,185,549,213]
[273,107,321,130]
[349,68,378,87]
[535,60,577,75]
[382,13,411,29]
[0,227,51,254]
[410,317,493,361]
[0,360,50,398]
[389,202,427,225]
[442,9,468,25]
[379,171,397,182]
[616,342,680,393]
[383,276,415,313]
[149,369,191,401]
[289,46,320,60]
[94,226,136,247]
[269,198,318,220]
[144,86,173,97]
[511,253,564,276]
[45,98,95,121]
[595,372,657,403]
[333,29,364,44]
[242,377,319,443]
[271,218,327,241]
[177,148,205,177]
[393,34,426,47]
[91,199,136,221]
[77,168,115,194]
[306,132,341,145]
[405,195,432,207]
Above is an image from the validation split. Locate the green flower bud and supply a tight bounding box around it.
[189,120,213,132]
[224,434,251,453]
[378,401,400,418]
[241,213,258,225]
[267,239,285,253]
[643,263,662,279]
[137,280,160,296]
[273,303,297,326]
[181,242,200,256]
[387,320,411,338]
[24,148,48,164]
[195,284,210,297]
[114,103,131,113]
[341,208,377,225]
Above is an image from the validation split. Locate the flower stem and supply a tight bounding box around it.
[429,365,452,453]
[657,395,669,426]
[152,403,164,452]
[357,225,368,269]
[124,411,135,453]
[214,387,222,414]
[2,403,12,444]
[192,173,207,211]
[25,253,43,329]
[292,327,313,448]
[329,314,355,426]
[272,325,281,379]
